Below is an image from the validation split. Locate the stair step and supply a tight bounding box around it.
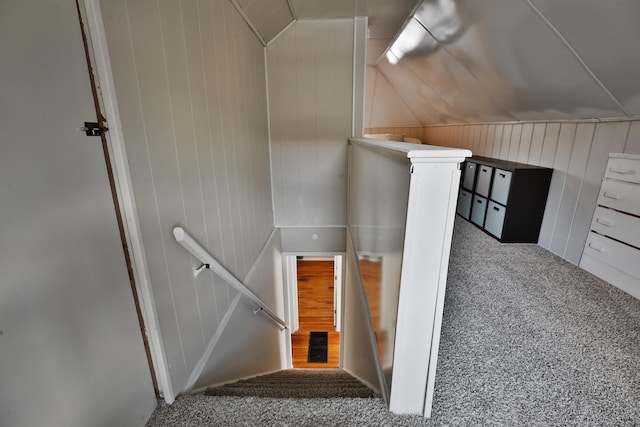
[225,381,368,388]
[205,386,376,399]
[203,369,377,399]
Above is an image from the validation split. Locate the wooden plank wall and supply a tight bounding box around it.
[365,127,425,142]
[267,19,354,227]
[101,0,275,394]
[424,121,640,265]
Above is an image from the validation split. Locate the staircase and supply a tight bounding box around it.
[203,369,377,399]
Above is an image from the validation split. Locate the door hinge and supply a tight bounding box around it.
[81,121,108,136]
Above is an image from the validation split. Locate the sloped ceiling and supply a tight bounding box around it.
[234,0,640,126]
[235,0,294,43]
[233,0,418,63]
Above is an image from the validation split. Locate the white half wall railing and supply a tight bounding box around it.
[173,227,287,331]
[348,138,471,418]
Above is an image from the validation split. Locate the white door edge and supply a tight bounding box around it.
[80,0,175,403]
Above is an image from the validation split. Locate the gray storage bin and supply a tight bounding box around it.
[462,162,477,191]
[456,189,472,219]
[476,165,493,197]
[491,169,512,205]
[471,195,487,227]
[485,201,506,238]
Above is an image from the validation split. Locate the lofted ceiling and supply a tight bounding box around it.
[235,0,640,126]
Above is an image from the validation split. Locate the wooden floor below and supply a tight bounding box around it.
[291,259,340,368]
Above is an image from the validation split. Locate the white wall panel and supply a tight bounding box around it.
[478,125,489,156]
[499,124,512,159]
[626,121,640,155]
[193,229,286,389]
[508,124,522,161]
[268,19,355,227]
[342,232,384,396]
[365,67,423,128]
[518,123,534,163]
[0,1,156,425]
[492,125,504,158]
[539,123,561,168]
[564,122,629,264]
[549,123,594,258]
[424,120,640,268]
[528,123,546,165]
[101,0,275,394]
[536,123,576,250]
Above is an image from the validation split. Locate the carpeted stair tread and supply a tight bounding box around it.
[204,369,377,399]
[223,380,366,389]
[205,387,376,399]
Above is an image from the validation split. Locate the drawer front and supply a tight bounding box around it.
[456,189,472,219]
[490,169,512,205]
[583,232,640,280]
[476,165,493,197]
[485,201,506,238]
[470,195,487,227]
[591,206,640,249]
[462,162,477,191]
[598,179,640,217]
[605,157,640,184]
[580,253,640,300]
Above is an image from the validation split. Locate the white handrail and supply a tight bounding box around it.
[172,227,287,330]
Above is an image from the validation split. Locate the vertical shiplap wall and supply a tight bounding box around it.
[267,19,354,227]
[424,120,640,265]
[101,0,274,394]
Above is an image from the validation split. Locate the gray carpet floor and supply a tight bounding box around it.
[146,218,640,426]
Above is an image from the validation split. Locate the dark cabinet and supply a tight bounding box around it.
[457,156,553,243]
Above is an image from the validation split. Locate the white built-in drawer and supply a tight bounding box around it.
[583,232,640,280]
[597,179,640,217]
[605,157,640,184]
[591,206,640,249]
[580,253,640,300]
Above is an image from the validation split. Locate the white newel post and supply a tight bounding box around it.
[389,150,470,418]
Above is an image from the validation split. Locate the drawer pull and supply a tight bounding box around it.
[595,217,614,227]
[588,243,606,253]
[493,206,500,211]
[603,192,621,200]
[499,173,506,178]
[477,199,482,204]
[609,167,635,175]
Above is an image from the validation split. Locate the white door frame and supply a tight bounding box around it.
[333,255,343,332]
[282,253,344,368]
[79,0,174,403]
[284,256,300,335]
